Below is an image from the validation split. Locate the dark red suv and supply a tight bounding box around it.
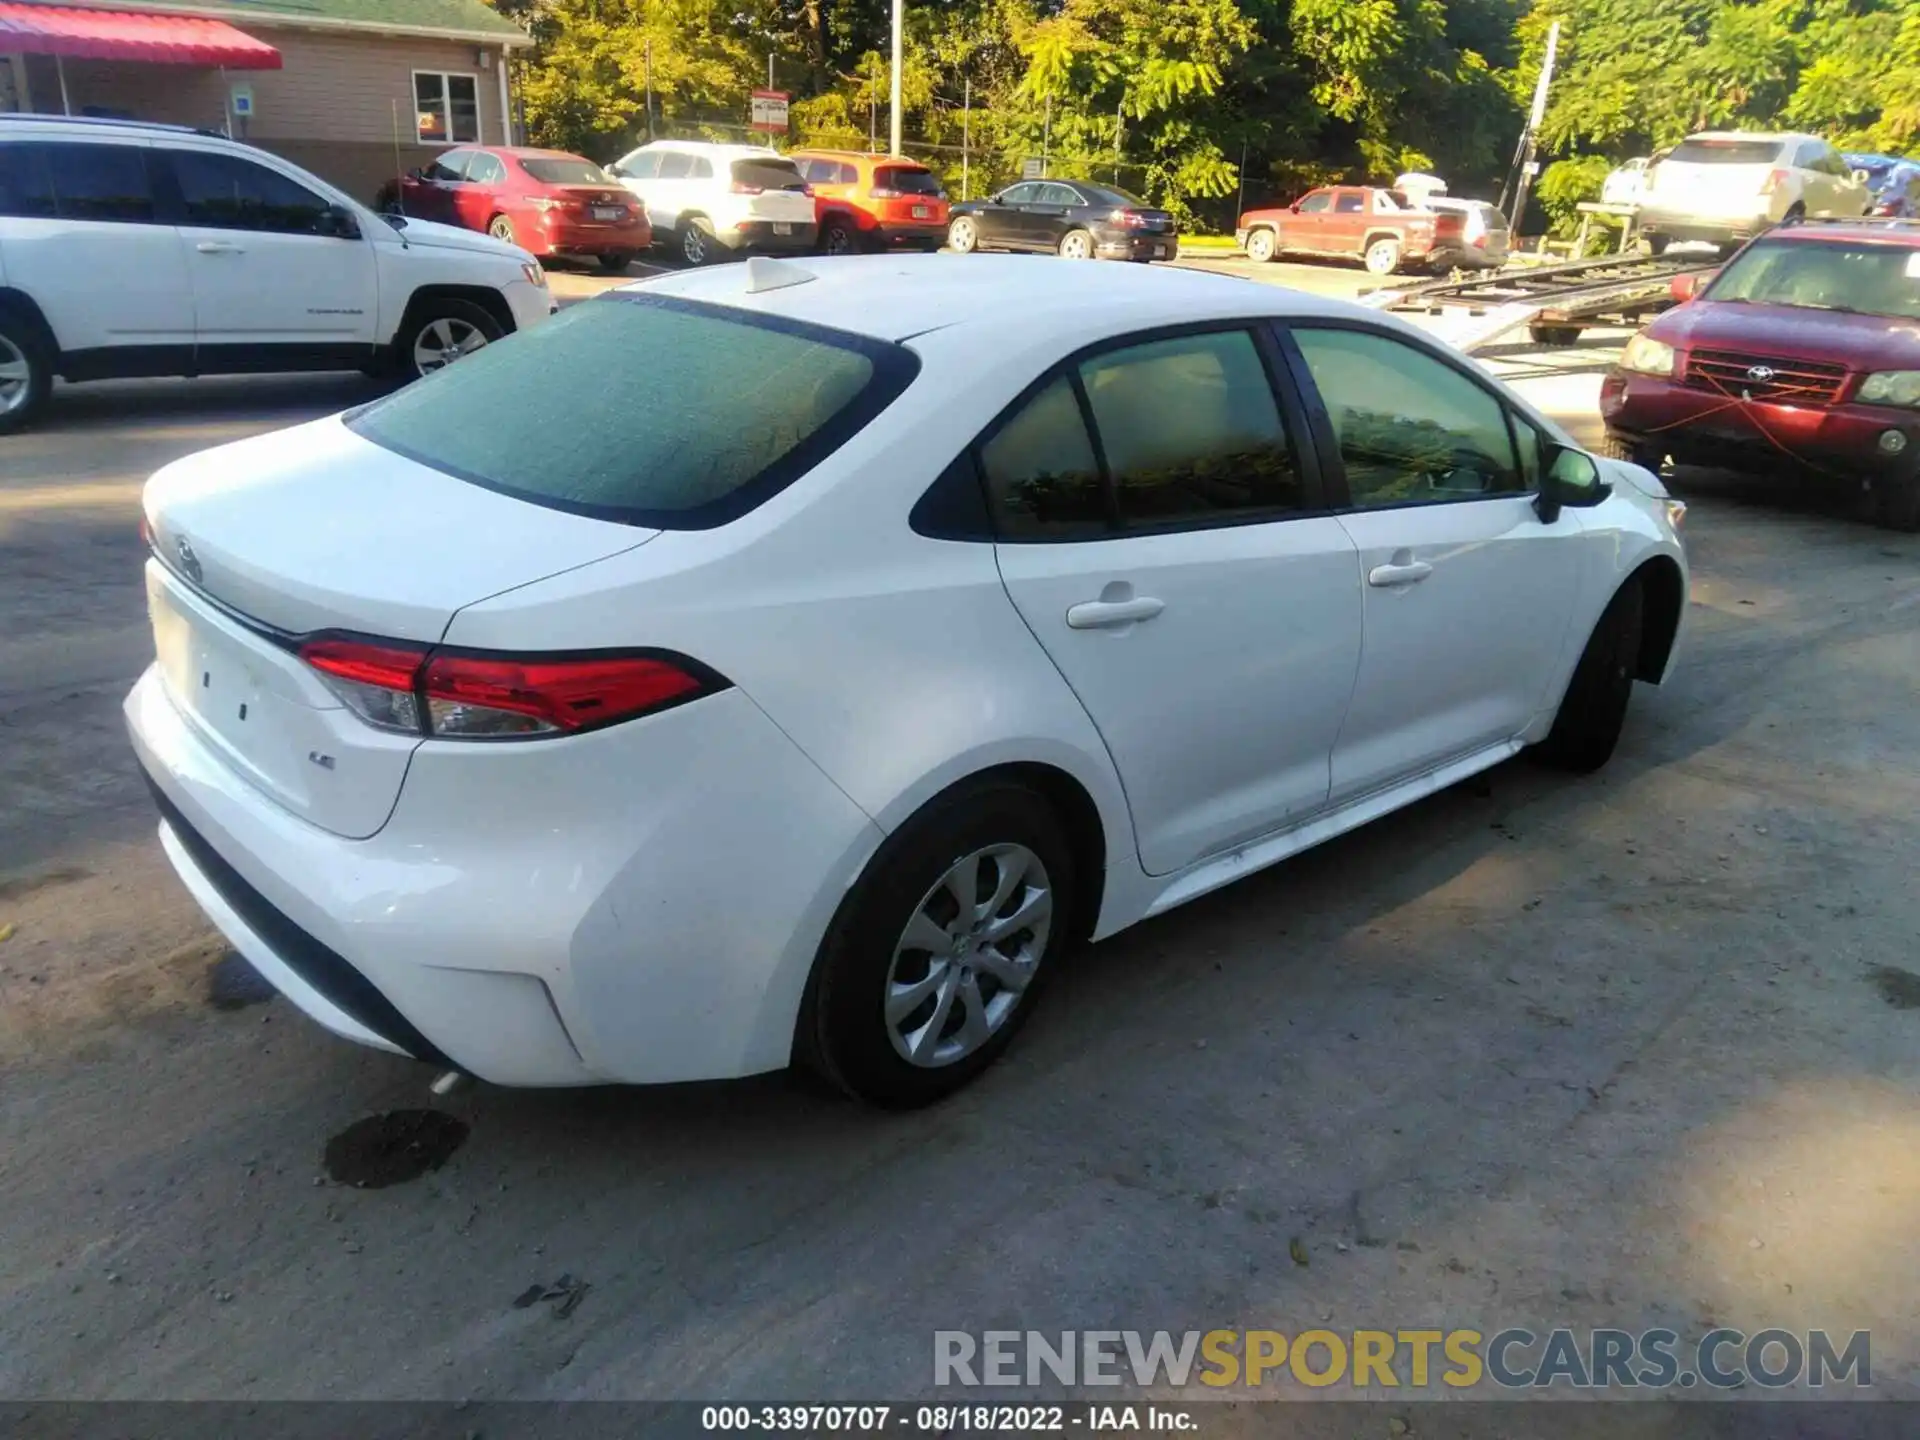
[1601,217,1920,529]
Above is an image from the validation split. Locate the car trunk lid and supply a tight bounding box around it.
[142,416,655,837]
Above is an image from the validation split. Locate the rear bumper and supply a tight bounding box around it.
[1601,370,1920,475]
[127,665,883,1087]
[725,219,818,252]
[1637,207,1770,243]
[533,215,650,256]
[1429,244,1506,271]
[1093,230,1179,261]
[875,220,948,248]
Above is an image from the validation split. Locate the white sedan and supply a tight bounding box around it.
[126,256,1687,1108]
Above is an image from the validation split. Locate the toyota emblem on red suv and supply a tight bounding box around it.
[1746,365,1777,383]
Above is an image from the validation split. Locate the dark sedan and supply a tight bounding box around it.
[946,179,1178,261]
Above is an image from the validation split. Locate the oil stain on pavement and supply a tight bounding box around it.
[323,1110,469,1189]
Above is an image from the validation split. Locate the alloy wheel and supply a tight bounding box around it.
[0,335,30,416]
[1060,232,1092,260]
[489,216,515,243]
[412,317,489,376]
[824,223,854,255]
[682,225,708,265]
[949,218,976,254]
[885,844,1053,1069]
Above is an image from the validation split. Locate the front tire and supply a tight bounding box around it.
[1058,228,1094,260]
[1535,580,1645,774]
[597,250,635,274]
[947,216,979,254]
[1600,432,1664,472]
[1364,236,1403,275]
[798,780,1076,1108]
[1245,227,1277,264]
[397,298,502,381]
[0,311,52,434]
[1871,472,1920,532]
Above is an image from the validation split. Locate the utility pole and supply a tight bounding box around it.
[768,52,775,88]
[961,75,971,199]
[1113,93,1124,185]
[644,38,654,140]
[1042,93,1051,175]
[1503,19,1559,238]
[888,0,903,155]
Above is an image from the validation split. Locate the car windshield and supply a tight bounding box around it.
[1707,239,1920,319]
[732,158,808,191]
[1668,138,1785,166]
[875,166,943,196]
[347,296,919,528]
[520,156,614,185]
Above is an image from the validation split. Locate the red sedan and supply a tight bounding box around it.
[395,146,650,272]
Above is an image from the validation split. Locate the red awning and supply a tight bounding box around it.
[0,4,282,68]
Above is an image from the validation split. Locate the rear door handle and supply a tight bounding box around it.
[196,241,244,255]
[1066,596,1166,629]
[1367,560,1433,588]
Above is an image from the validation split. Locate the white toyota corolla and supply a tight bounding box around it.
[127,255,1687,1107]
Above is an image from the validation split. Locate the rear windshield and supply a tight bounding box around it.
[875,165,943,196]
[1706,239,1920,319]
[346,296,920,528]
[732,158,808,191]
[1669,139,1785,166]
[520,156,614,185]
[1079,183,1146,207]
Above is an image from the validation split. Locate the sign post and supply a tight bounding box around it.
[749,89,789,137]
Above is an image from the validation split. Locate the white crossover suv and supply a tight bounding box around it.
[0,114,553,433]
[127,256,1688,1108]
[606,140,817,266]
[1637,131,1871,253]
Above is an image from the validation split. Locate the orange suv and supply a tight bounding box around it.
[790,150,950,254]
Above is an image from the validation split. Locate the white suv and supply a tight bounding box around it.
[607,141,817,266]
[1637,131,1870,253]
[0,115,554,433]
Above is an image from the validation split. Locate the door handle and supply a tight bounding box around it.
[196,241,244,254]
[1367,560,1433,588]
[1066,595,1166,629]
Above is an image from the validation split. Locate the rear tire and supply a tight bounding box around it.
[597,250,635,273]
[487,214,516,245]
[947,216,979,254]
[820,217,860,255]
[0,310,52,435]
[1058,228,1094,260]
[1245,227,1277,264]
[797,780,1076,1109]
[1534,580,1645,774]
[1529,323,1583,347]
[1871,472,1920,532]
[1364,236,1403,275]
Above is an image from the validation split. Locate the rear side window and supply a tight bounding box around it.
[732,158,807,191]
[466,153,506,184]
[1334,192,1365,213]
[1669,139,1785,166]
[44,142,155,222]
[982,328,1303,538]
[347,296,920,529]
[656,152,692,180]
[0,143,55,218]
[874,166,942,196]
[688,156,714,179]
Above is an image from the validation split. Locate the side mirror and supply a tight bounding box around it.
[1536,446,1610,524]
[606,161,626,178]
[1853,168,1872,185]
[320,203,361,240]
[1668,271,1706,303]
[405,166,424,181]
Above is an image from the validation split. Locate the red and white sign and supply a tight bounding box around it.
[750,89,789,133]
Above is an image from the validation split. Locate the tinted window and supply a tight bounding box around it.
[1041,184,1083,206]
[466,152,505,184]
[1000,182,1043,205]
[1297,192,1331,213]
[348,296,916,528]
[1334,192,1365,213]
[980,376,1107,537]
[520,156,611,185]
[0,142,55,218]
[875,165,942,196]
[1669,138,1785,165]
[170,150,334,234]
[732,157,806,191]
[1080,330,1301,525]
[423,151,470,182]
[688,156,714,179]
[656,152,692,180]
[47,142,154,222]
[1293,327,1522,506]
[619,150,661,180]
[837,162,858,184]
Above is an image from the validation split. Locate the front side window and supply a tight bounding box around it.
[1292,327,1523,507]
[44,142,154,222]
[1000,182,1043,206]
[1297,192,1331,214]
[422,150,470,183]
[168,150,334,234]
[618,150,661,180]
[415,72,480,144]
[0,142,55,218]
[348,295,918,529]
[981,328,1303,537]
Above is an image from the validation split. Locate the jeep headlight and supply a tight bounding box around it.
[1620,334,1677,377]
[1859,371,1920,408]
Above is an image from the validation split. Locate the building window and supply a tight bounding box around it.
[414,72,479,145]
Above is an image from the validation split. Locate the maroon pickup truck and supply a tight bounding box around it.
[1235,185,1466,275]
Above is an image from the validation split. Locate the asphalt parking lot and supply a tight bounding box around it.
[3,258,1918,1404]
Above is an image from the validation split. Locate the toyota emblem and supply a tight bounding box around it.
[175,535,204,586]
[1746,365,1777,383]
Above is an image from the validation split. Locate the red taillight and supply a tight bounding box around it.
[1110,208,1148,228]
[298,638,719,740]
[731,181,764,195]
[1760,168,1791,196]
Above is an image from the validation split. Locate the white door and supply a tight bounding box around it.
[161,146,377,355]
[988,327,1364,876]
[1286,325,1583,804]
[0,137,193,358]
[648,150,694,230]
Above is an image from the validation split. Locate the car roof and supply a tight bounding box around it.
[0,113,217,140]
[1681,131,1813,143]
[620,253,1388,343]
[633,140,795,162]
[484,146,595,160]
[791,149,925,165]
[1764,218,1920,248]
